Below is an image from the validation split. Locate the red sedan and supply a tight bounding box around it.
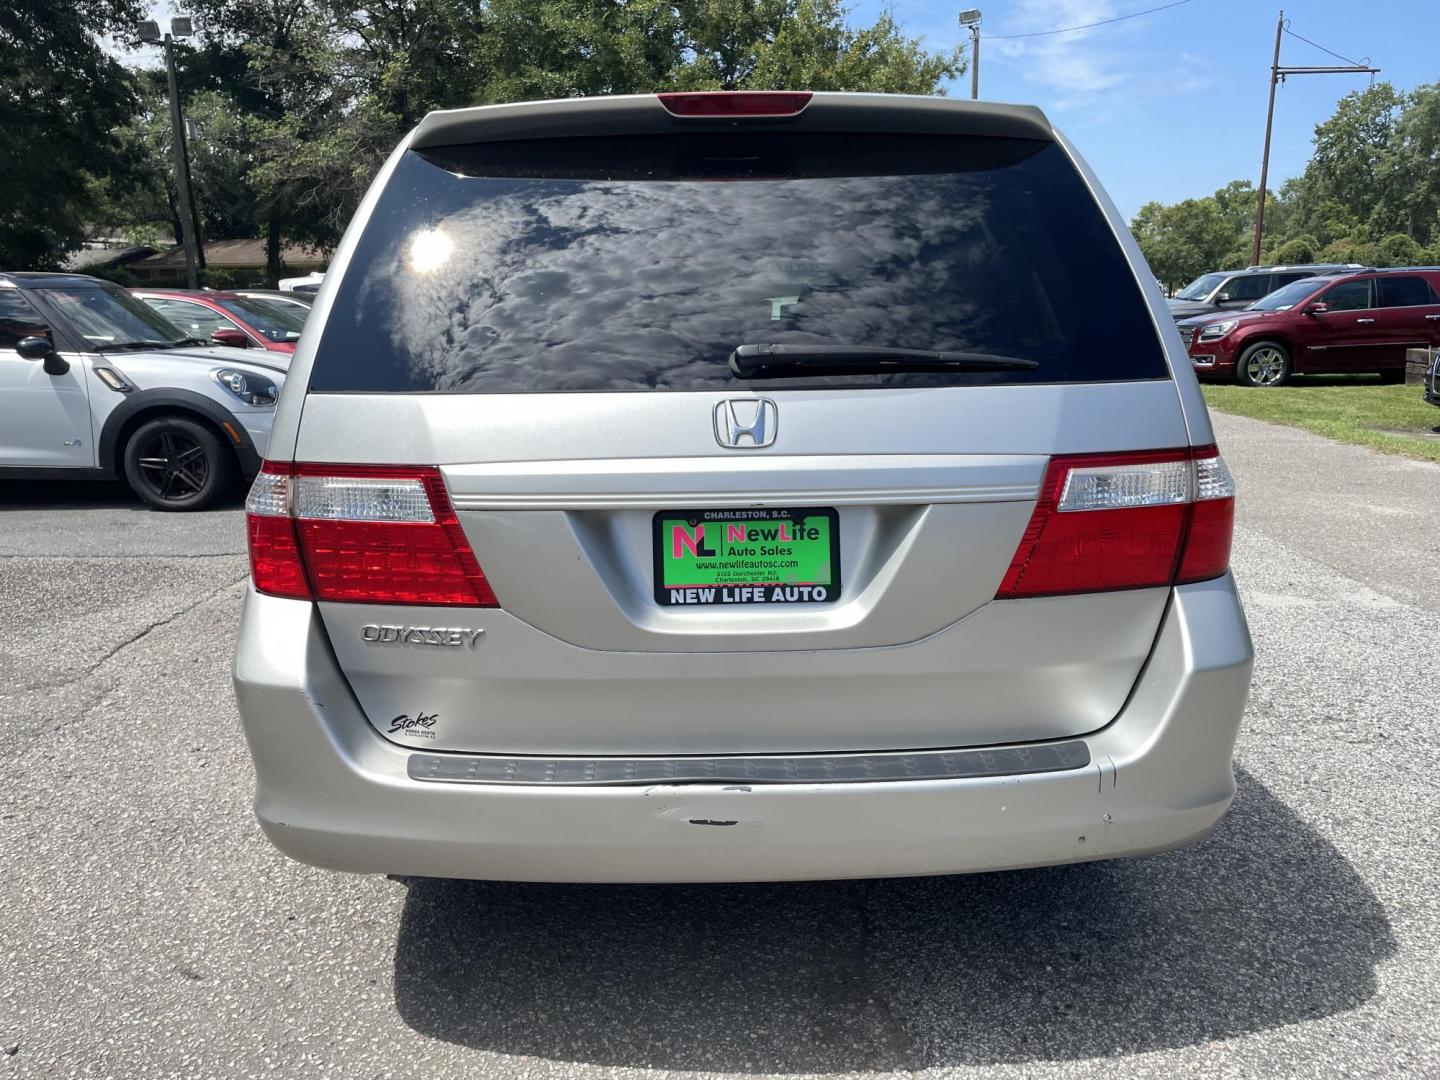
[131,289,306,354]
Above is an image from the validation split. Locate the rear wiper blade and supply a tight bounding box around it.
[729,343,1040,378]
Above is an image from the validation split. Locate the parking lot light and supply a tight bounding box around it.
[959,9,982,100]
[136,13,202,289]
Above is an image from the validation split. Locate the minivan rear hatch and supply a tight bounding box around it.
[282,94,1197,756]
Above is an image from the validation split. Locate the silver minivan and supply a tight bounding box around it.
[233,92,1253,883]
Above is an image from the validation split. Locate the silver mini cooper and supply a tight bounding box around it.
[233,92,1252,883]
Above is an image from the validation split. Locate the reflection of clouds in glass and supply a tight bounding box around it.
[382,177,1010,392]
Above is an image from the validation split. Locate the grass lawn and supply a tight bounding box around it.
[1201,375,1440,464]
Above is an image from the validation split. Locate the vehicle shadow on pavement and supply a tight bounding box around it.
[390,768,1395,1070]
[0,480,244,511]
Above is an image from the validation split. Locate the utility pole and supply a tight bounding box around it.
[140,17,202,289]
[1251,10,1379,265]
[959,10,982,100]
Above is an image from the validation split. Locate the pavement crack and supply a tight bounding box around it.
[12,575,248,695]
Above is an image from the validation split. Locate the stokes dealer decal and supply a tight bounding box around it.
[388,711,439,739]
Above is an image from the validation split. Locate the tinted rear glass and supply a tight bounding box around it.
[310,133,1168,393]
[1377,276,1437,307]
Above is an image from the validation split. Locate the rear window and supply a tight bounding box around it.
[217,296,305,342]
[1377,276,1438,308]
[310,133,1168,393]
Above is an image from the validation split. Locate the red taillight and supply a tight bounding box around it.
[658,91,813,117]
[997,445,1235,599]
[244,462,498,606]
[246,511,311,599]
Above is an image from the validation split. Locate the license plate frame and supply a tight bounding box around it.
[652,507,841,607]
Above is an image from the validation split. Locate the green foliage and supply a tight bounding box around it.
[1134,81,1440,289]
[1272,235,1319,264]
[196,267,253,289]
[673,0,962,94]
[0,0,145,267]
[1131,197,1239,291]
[18,1,963,275]
[86,265,140,287]
[1201,381,1440,465]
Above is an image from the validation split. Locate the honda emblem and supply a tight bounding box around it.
[714,398,778,449]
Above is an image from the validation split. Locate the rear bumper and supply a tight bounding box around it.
[232,576,1253,883]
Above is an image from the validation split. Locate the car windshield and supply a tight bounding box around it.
[1175,273,1228,301]
[1246,278,1326,312]
[216,296,306,342]
[39,284,191,348]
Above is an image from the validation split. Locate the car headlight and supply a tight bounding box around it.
[1198,321,1238,342]
[213,368,279,407]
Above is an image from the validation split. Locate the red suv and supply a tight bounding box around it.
[131,289,306,354]
[1177,269,1440,386]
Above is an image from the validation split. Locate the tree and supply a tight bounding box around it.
[1271,234,1319,264]
[1374,82,1440,244]
[674,0,962,93]
[480,0,682,100]
[1134,80,1440,279]
[480,0,962,100]
[82,1,964,279]
[0,0,144,267]
[1290,83,1403,245]
[186,0,370,282]
[1132,197,1237,291]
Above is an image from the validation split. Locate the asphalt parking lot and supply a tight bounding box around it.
[2,410,1437,1079]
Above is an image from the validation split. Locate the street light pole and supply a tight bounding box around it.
[1250,11,1285,268]
[162,34,200,289]
[140,17,201,289]
[971,24,981,99]
[959,9,982,100]
[1250,10,1379,265]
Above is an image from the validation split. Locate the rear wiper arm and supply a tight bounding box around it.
[729,343,1040,378]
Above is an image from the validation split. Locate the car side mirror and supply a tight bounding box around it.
[211,328,250,348]
[16,335,69,375]
[1216,292,1231,303]
[1305,302,1329,316]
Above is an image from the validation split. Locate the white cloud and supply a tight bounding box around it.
[986,0,1208,115]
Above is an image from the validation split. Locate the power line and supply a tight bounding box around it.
[1281,26,1365,68]
[986,0,1197,40]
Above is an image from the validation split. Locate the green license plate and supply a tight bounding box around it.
[653,508,841,606]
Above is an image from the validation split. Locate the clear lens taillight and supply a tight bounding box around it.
[998,445,1236,599]
[244,462,498,607]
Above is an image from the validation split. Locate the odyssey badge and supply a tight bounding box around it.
[361,625,485,647]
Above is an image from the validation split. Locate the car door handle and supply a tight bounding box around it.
[1354,318,1376,324]
[1426,314,1440,320]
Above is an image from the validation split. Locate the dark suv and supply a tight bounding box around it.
[1167,264,1364,320]
[1177,269,1440,386]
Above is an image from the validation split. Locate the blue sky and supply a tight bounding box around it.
[851,0,1437,221]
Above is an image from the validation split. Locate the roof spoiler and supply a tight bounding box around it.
[410,92,1053,150]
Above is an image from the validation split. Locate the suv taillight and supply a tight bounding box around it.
[244,462,499,606]
[997,445,1235,598]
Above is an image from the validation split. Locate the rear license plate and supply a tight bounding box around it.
[653,508,841,606]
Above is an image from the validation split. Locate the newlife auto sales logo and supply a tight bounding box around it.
[655,507,839,606]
